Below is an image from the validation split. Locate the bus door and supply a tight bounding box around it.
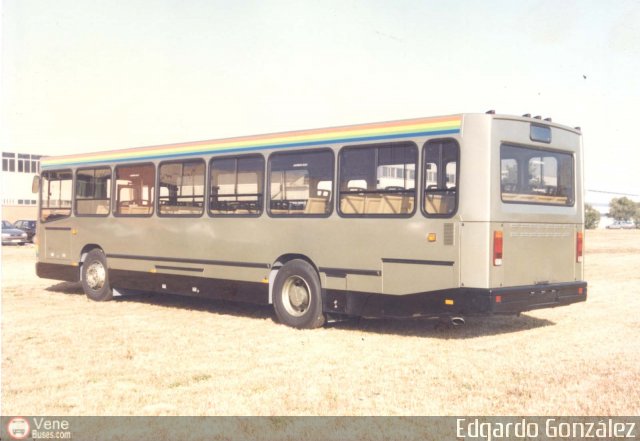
[40,170,74,261]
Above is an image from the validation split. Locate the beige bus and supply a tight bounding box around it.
[34,112,587,328]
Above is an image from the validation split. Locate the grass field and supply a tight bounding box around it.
[1,230,639,416]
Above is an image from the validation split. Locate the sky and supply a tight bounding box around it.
[2,0,640,200]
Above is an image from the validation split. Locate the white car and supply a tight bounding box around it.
[606,220,636,229]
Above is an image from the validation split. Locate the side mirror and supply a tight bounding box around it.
[32,175,40,194]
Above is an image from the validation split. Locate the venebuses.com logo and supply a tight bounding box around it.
[7,416,30,440]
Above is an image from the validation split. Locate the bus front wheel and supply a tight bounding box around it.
[81,249,113,302]
[273,259,325,329]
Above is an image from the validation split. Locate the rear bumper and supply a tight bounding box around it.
[325,281,587,318]
[487,281,587,314]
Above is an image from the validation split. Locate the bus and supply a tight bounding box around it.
[34,112,587,328]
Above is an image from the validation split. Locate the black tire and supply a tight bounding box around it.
[273,259,325,329]
[81,249,113,301]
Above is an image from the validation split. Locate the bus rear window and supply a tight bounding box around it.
[500,144,574,206]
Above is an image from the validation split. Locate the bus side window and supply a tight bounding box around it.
[209,155,264,216]
[76,167,111,216]
[40,170,73,222]
[114,163,155,216]
[158,160,205,216]
[423,139,459,217]
[268,150,333,217]
[338,142,417,217]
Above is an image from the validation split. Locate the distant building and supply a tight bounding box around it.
[1,151,42,222]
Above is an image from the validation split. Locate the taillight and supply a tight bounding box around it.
[576,231,583,263]
[493,230,503,266]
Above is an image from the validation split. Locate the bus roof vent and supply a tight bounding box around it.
[522,113,532,118]
[574,126,582,132]
[544,117,552,122]
[485,110,496,114]
[534,115,542,119]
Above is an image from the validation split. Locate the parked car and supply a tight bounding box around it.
[14,219,37,242]
[2,220,28,245]
[606,220,635,230]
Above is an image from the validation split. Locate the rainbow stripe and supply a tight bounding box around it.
[41,115,462,169]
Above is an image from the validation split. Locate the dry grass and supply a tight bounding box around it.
[2,230,640,416]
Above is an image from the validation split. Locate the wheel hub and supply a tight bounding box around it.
[282,276,310,317]
[86,261,106,290]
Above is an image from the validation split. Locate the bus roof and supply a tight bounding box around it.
[40,114,463,169]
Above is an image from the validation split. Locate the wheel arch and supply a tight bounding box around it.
[269,253,320,304]
[80,243,104,262]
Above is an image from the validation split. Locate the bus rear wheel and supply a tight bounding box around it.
[273,259,325,329]
[81,249,113,302]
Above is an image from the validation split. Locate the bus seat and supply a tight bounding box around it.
[304,197,328,214]
[96,204,109,214]
[340,195,365,214]
[426,191,455,214]
[404,197,414,214]
[160,206,177,214]
[128,205,151,215]
[364,195,382,214]
[379,195,403,214]
[177,206,203,215]
[441,193,455,213]
[426,193,443,214]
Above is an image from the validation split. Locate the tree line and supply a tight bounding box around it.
[585,197,640,229]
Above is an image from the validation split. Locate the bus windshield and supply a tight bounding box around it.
[500,144,574,206]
